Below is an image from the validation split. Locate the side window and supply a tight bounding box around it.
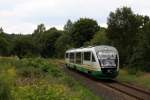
[70,53,74,63]
[76,52,81,64]
[92,53,96,62]
[84,52,91,61]
[65,53,68,58]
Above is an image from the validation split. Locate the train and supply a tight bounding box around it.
[65,45,119,79]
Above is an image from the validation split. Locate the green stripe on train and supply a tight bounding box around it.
[66,63,118,79]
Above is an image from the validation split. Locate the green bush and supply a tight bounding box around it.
[0,57,101,100]
[17,66,42,78]
[15,58,63,78]
[62,76,76,88]
[47,64,63,77]
[0,80,11,100]
[127,65,143,76]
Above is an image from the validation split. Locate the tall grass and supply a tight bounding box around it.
[0,80,12,100]
[117,69,150,89]
[0,57,101,100]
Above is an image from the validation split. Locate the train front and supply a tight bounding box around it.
[97,47,119,79]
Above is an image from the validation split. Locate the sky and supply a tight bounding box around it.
[0,0,150,34]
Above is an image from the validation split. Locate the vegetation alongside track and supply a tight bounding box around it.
[117,69,150,89]
[0,57,101,100]
[0,58,149,99]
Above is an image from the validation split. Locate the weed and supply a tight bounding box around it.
[0,80,12,100]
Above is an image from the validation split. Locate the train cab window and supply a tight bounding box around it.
[76,52,81,64]
[70,53,74,63]
[84,52,91,61]
[65,53,69,58]
[92,53,96,62]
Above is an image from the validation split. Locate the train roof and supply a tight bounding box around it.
[66,45,118,53]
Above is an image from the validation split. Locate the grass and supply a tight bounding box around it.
[117,68,150,89]
[0,57,101,100]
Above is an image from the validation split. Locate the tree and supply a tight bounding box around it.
[12,35,39,58]
[64,19,73,33]
[55,33,73,57]
[90,28,108,45]
[40,28,62,57]
[140,21,150,71]
[130,19,150,71]
[0,36,9,56]
[0,27,4,34]
[33,24,46,34]
[107,7,143,65]
[32,24,46,55]
[0,28,13,56]
[71,18,100,47]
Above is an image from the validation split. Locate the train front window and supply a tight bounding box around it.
[97,51,117,67]
[100,59,116,67]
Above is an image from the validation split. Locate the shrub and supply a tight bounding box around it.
[17,66,42,78]
[0,80,11,100]
[47,64,63,77]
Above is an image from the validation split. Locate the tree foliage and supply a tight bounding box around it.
[40,28,62,57]
[64,19,73,33]
[71,18,100,47]
[33,24,46,35]
[90,28,108,45]
[107,7,143,65]
[130,20,150,71]
[12,35,38,58]
[55,33,73,58]
[0,36,9,56]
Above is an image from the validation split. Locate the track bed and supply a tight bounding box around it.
[59,62,150,100]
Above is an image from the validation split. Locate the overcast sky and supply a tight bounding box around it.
[0,0,150,34]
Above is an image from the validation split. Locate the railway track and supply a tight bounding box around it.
[59,62,150,100]
[100,81,150,100]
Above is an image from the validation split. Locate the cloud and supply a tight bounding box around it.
[0,0,150,34]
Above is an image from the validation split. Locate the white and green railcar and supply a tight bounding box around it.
[65,45,119,79]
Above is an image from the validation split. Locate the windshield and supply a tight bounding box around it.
[97,51,117,67]
[100,59,116,67]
